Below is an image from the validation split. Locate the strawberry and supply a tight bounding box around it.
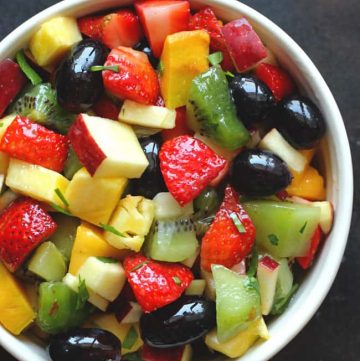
[92,95,121,120]
[159,135,227,206]
[161,107,191,141]
[255,63,295,101]
[200,186,255,271]
[103,47,160,105]
[0,116,69,172]
[78,15,103,41]
[141,344,185,361]
[0,198,57,272]
[297,226,323,269]
[189,7,235,71]
[124,254,193,313]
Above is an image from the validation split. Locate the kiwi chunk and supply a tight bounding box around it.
[187,66,249,150]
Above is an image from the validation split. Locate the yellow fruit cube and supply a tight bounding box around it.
[0,114,16,139]
[30,17,82,67]
[0,262,35,335]
[6,159,69,206]
[160,30,210,109]
[65,168,128,226]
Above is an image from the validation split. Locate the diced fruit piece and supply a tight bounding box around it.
[103,47,159,105]
[193,186,220,218]
[69,223,127,275]
[161,107,191,141]
[30,17,82,67]
[205,317,269,358]
[0,189,19,213]
[0,60,26,116]
[200,269,216,301]
[5,159,69,206]
[28,242,66,281]
[77,15,102,41]
[153,192,194,220]
[212,265,261,342]
[181,248,200,268]
[0,198,57,272]
[0,262,35,335]
[104,195,155,252]
[297,226,323,269]
[116,301,143,324]
[187,66,249,150]
[222,18,267,72]
[185,279,206,296]
[257,255,280,315]
[160,30,210,109]
[311,201,333,234]
[0,116,69,172]
[243,200,321,258]
[135,0,190,58]
[160,135,226,206]
[63,147,83,180]
[141,344,193,361]
[201,186,255,271]
[119,100,176,129]
[93,95,121,121]
[0,114,16,140]
[124,254,193,312]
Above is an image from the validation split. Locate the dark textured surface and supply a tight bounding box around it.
[0,0,358,360]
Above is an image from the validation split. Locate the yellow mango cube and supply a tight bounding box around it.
[160,30,210,109]
[6,159,69,206]
[65,167,128,226]
[30,17,82,67]
[0,262,35,335]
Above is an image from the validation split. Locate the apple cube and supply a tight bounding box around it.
[65,167,128,226]
[153,192,194,220]
[116,301,143,324]
[311,201,333,234]
[185,279,206,296]
[69,114,149,179]
[222,18,267,72]
[141,344,193,361]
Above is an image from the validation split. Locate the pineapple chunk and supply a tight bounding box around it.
[69,223,128,275]
[0,262,35,335]
[104,195,155,252]
[6,158,69,206]
[160,30,210,109]
[0,114,16,139]
[65,167,128,226]
[29,17,82,67]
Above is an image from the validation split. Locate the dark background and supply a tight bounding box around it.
[0,0,358,360]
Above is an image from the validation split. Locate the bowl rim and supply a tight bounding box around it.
[0,1,353,361]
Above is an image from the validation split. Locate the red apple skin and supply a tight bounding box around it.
[221,18,267,72]
[141,344,185,361]
[260,255,280,271]
[68,114,106,175]
[0,59,26,116]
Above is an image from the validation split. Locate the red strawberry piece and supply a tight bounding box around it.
[255,63,295,101]
[124,254,193,313]
[92,95,121,120]
[78,15,103,41]
[201,185,255,271]
[141,344,185,361]
[161,106,191,141]
[103,47,160,105]
[297,226,323,269]
[155,95,165,107]
[0,198,57,272]
[189,7,235,71]
[0,116,69,172]
[159,135,227,206]
[0,59,26,116]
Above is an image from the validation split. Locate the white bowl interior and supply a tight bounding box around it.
[0,1,353,360]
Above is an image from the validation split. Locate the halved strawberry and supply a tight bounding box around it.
[159,135,227,206]
[92,95,121,120]
[0,198,57,272]
[103,47,160,105]
[135,0,190,58]
[124,254,193,313]
[297,226,323,269]
[78,15,103,41]
[161,107,191,141]
[200,186,255,271]
[0,116,69,172]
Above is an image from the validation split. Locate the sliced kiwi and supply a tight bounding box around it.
[187,65,250,150]
[9,83,75,134]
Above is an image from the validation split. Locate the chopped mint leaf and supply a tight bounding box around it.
[100,223,126,237]
[173,276,182,285]
[271,283,299,315]
[50,203,73,217]
[131,260,149,272]
[123,352,144,361]
[244,276,260,294]
[224,70,235,78]
[16,50,42,85]
[54,188,69,207]
[299,221,308,234]
[247,247,259,277]
[208,51,224,66]
[229,212,246,233]
[123,326,138,349]
[268,234,279,246]
[76,276,89,310]
[158,60,164,75]
[96,257,118,264]
[90,65,119,72]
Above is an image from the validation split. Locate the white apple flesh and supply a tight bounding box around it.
[311,201,333,234]
[116,301,142,324]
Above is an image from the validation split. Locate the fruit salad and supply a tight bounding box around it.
[0,1,332,360]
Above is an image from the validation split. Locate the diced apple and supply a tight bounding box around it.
[185,279,206,296]
[116,301,143,324]
[181,248,199,268]
[311,201,333,234]
[6,158,69,206]
[200,268,216,301]
[141,344,193,361]
[153,192,194,220]
[69,114,149,179]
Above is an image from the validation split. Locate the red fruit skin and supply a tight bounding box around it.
[141,344,185,361]
[189,7,235,71]
[259,255,279,271]
[0,59,26,116]
[0,116,69,172]
[78,15,103,41]
[160,135,227,206]
[92,95,121,120]
[201,186,256,271]
[135,0,190,58]
[297,226,323,269]
[221,18,267,72]
[0,198,57,272]
[255,63,295,101]
[103,47,160,105]
[161,107,191,141]
[124,254,193,313]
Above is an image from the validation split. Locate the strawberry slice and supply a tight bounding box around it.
[189,7,235,71]
[92,95,121,120]
[201,186,255,271]
[0,198,57,272]
[124,254,193,313]
[78,15,103,41]
[103,47,160,105]
[0,116,69,172]
[255,63,295,101]
[161,107,191,141]
[297,226,323,269]
[159,135,227,206]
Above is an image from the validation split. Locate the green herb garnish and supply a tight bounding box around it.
[229,212,246,233]
[268,234,279,246]
[16,50,42,85]
[50,203,73,217]
[247,247,259,277]
[90,65,119,72]
[173,276,182,286]
[100,223,126,237]
[299,221,308,234]
[76,276,89,310]
[271,284,299,315]
[54,188,69,207]
[96,257,118,264]
[224,70,235,78]
[123,326,138,349]
[208,51,224,66]
[131,260,149,272]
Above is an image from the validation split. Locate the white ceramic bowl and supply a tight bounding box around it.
[0,0,353,360]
